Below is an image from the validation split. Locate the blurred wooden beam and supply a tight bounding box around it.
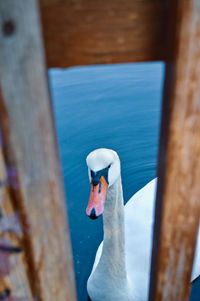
[39,0,166,68]
[0,1,77,300]
[0,143,33,299]
[149,1,200,301]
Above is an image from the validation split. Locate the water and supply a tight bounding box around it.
[49,62,199,301]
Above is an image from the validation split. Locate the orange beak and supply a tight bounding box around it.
[86,176,108,219]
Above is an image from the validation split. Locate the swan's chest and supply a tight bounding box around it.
[87,271,133,301]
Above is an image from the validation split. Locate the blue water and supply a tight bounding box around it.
[49,62,199,301]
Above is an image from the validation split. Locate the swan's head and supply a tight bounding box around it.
[86,148,120,219]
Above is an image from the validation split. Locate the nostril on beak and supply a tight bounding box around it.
[89,208,98,220]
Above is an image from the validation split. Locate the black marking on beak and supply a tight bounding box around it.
[89,208,98,220]
[98,181,101,193]
[91,166,110,187]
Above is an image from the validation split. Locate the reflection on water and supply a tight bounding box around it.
[50,62,198,301]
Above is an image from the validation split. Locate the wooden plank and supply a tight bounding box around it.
[149,1,200,301]
[0,1,77,300]
[0,144,33,300]
[39,0,165,68]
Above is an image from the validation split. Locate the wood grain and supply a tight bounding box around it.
[39,0,166,68]
[149,1,200,300]
[0,145,32,300]
[0,1,77,300]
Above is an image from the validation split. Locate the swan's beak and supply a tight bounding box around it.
[86,176,108,219]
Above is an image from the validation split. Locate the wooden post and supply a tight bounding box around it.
[149,1,200,301]
[0,1,77,300]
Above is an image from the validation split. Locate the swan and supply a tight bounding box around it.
[85,148,200,301]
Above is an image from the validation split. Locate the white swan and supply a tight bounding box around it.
[86,148,200,301]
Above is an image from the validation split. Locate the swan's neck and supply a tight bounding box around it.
[88,177,133,301]
[99,176,127,280]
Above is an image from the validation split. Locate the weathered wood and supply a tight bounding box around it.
[39,0,165,68]
[0,144,32,300]
[0,1,77,300]
[149,1,200,301]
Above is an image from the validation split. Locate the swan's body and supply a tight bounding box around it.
[86,148,200,301]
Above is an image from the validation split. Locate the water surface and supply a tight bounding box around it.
[49,62,199,301]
